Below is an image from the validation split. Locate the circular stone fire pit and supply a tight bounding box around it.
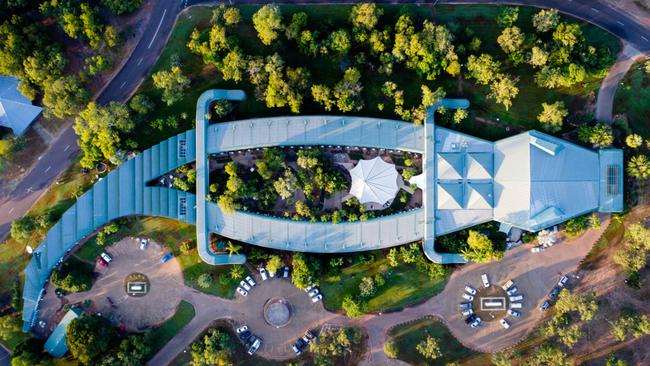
[263,297,293,328]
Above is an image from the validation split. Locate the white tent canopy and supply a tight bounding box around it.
[348,156,399,205]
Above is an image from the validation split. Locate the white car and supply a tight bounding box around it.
[240,280,251,291]
[464,286,477,295]
[461,309,473,316]
[308,288,319,297]
[311,294,323,303]
[304,285,315,293]
[236,325,248,334]
[501,280,514,291]
[470,317,481,328]
[481,274,490,288]
[236,287,248,297]
[531,246,543,253]
[500,319,511,329]
[509,302,522,309]
[508,309,521,317]
[283,266,290,278]
[139,238,148,250]
[245,276,256,287]
[462,293,474,301]
[302,335,311,345]
[100,252,112,263]
[509,295,523,302]
[558,275,569,287]
[248,338,261,355]
[269,267,276,278]
[506,287,518,296]
[259,267,268,281]
[292,345,302,356]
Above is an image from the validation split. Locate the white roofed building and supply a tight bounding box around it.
[348,156,399,205]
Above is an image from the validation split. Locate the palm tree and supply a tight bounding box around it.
[226,241,242,255]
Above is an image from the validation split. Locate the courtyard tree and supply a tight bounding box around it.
[252,4,282,45]
[67,314,117,365]
[266,255,284,275]
[190,328,233,366]
[627,155,650,179]
[274,169,299,199]
[461,230,503,263]
[291,253,319,289]
[537,100,568,132]
[217,193,240,214]
[225,241,242,255]
[453,109,468,124]
[152,66,190,106]
[416,335,442,360]
[533,8,560,32]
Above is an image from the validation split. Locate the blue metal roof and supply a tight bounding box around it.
[43,308,81,358]
[0,76,42,135]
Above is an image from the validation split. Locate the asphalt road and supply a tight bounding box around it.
[0,343,9,366]
[1,0,648,240]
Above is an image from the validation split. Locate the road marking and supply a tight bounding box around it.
[37,155,43,161]
[148,9,168,49]
[643,36,649,42]
[137,58,143,66]
[591,7,599,12]
[617,21,625,26]
[8,207,14,214]
[44,166,51,173]
[120,81,127,89]
[64,144,70,152]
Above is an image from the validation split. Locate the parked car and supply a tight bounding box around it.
[509,295,523,302]
[540,301,551,311]
[465,314,477,324]
[260,267,268,281]
[283,266,290,278]
[470,317,482,328]
[302,335,311,345]
[531,246,542,253]
[509,302,522,309]
[236,287,248,297]
[508,309,521,317]
[296,337,306,349]
[304,285,315,293]
[460,302,472,310]
[239,330,251,341]
[464,286,477,295]
[97,257,108,267]
[506,286,518,296]
[161,252,174,263]
[501,280,514,291]
[549,286,560,300]
[481,274,490,288]
[500,319,511,329]
[240,280,251,291]
[140,238,148,250]
[305,330,316,341]
[311,294,323,303]
[461,309,474,317]
[236,325,249,334]
[247,336,261,355]
[100,252,112,264]
[308,288,319,297]
[462,293,474,301]
[558,275,569,287]
[292,344,302,356]
[245,335,257,348]
[246,276,256,287]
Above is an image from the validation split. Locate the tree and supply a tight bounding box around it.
[42,75,90,118]
[129,94,154,115]
[0,315,20,341]
[10,216,35,243]
[10,338,52,366]
[588,213,601,229]
[247,54,310,113]
[222,7,241,25]
[416,335,442,360]
[557,323,583,347]
[466,54,501,85]
[266,255,284,275]
[152,66,190,106]
[462,230,503,263]
[341,296,363,318]
[350,3,383,31]
[384,339,398,358]
[529,46,549,67]
[285,12,307,40]
[190,328,233,366]
[626,134,643,149]
[229,265,244,280]
[67,314,117,365]
[274,169,298,199]
[116,335,150,366]
[311,85,334,111]
[327,29,351,55]
[252,4,282,45]
[219,48,247,82]
[225,241,242,255]
[497,6,519,28]
[358,276,376,297]
[553,23,583,49]
[533,9,560,32]
[627,155,650,179]
[497,26,524,54]
[197,273,212,289]
[526,343,572,366]
[101,0,142,15]
[452,108,468,124]
[291,253,319,289]
[489,74,519,111]
[217,193,240,214]
[577,123,614,147]
[333,68,364,112]
[606,355,629,366]
[492,350,514,366]
[311,327,362,364]
[537,101,568,132]
[387,248,400,267]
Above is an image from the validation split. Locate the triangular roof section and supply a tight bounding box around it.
[465,182,493,209]
[466,152,493,179]
[437,182,463,209]
[437,152,464,180]
[0,75,42,135]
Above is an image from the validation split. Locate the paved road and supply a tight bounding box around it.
[2,0,649,240]
[0,343,9,366]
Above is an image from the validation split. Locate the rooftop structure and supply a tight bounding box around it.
[0,76,42,136]
[22,89,624,333]
[348,157,399,205]
[43,308,81,358]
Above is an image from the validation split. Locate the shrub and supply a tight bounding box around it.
[197,273,212,289]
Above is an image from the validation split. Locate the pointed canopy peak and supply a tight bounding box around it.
[437,182,463,210]
[466,152,493,179]
[437,153,464,180]
[465,182,493,209]
[349,156,399,205]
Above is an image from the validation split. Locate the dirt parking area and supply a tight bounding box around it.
[55,237,185,332]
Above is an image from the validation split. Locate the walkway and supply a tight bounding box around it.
[596,42,646,123]
[148,216,609,365]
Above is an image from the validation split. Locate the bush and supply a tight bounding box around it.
[51,259,94,293]
[341,295,363,318]
[384,339,398,358]
[197,273,212,289]
[564,215,588,238]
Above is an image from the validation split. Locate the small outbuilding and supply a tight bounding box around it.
[348,156,399,205]
[0,76,42,136]
[43,308,81,358]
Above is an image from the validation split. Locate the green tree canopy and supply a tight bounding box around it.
[67,315,117,365]
[461,230,503,263]
[416,335,442,360]
[537,100,568,132]
[152,66,190,106]
[533,8,560,32]
[190,328,233,366]
[101,0,142,15]
[252,4,282,45]
[42,75,90,119]
[466,54,501,85]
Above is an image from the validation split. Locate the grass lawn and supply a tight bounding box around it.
[614,61,650,138]
[321,251,447,313]
[148,300,196,355]
[388,317,490,365]
[579,215,626,270]
[177,249,244,298]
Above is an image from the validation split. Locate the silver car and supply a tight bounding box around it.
[236,287,248,297]
[462,293,474,301]
[507,286,518,296]
[245,276,256,287]
[308,288,319,297]
[240,280,251,291]
[461,309,474,316]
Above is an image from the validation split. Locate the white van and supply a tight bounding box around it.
[509,295,524,302]
[509,302,522,309]
[501,280,514,291]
